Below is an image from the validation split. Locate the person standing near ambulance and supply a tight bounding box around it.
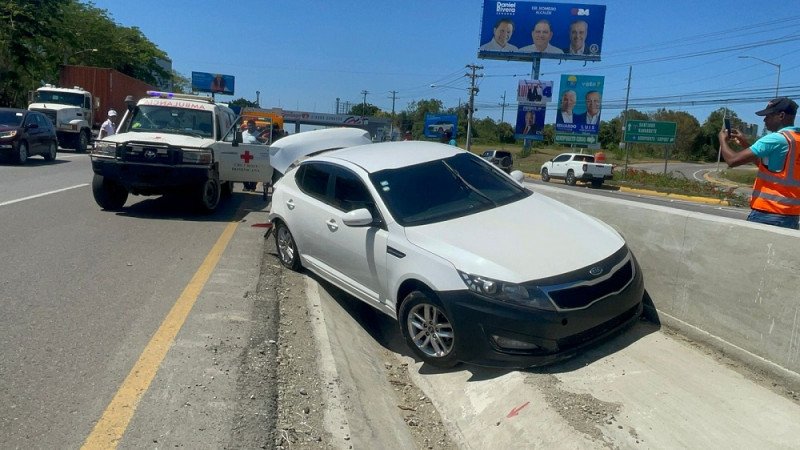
[98,109,117,139]
[719,97,800,229]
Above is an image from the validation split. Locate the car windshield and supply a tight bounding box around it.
[369,152,531,226]
[34,90,85,107]
[0,111,24,127]
[124,105,213,138]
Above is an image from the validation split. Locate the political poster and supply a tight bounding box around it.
[554,74,604,135]
[517,79,553,104]
[514,104,546,140]
[192,71,235,95]
[478,1,606,62]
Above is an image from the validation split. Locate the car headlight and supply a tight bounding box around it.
[0,130,18,139]
[93,141,118,156]
[182,149,212,164]
[458,271,555,311]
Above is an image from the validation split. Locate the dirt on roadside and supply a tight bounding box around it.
[263,241,457,449]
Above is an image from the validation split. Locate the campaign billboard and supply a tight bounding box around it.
[517,79,553,104]
[554,74,604,135]
[192,71,235,95]
[478,1,606,62]
[424,114,458,140]
[514,104,546,140]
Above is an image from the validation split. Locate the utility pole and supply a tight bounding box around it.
[361,90,369,124]
[465,64,483,151]
[389,90,397,141]
[256,91,260,107]
[622,65,632,178]
[499,91,508,124]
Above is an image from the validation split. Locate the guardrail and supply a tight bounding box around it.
[534,183,800,386]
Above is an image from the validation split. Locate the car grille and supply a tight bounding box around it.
[527,246,635,311]
[547,259,634,309]
[30,109,57,124]
[119,143,181,164]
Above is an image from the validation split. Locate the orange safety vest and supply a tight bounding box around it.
[750,129,800,216]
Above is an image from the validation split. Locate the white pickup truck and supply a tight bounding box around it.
[540,152,614,187]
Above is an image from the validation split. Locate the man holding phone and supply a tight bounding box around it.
[718,97,800,229]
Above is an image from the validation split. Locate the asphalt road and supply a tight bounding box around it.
[0,152,276,448]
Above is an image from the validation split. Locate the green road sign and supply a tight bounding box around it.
[555,133,597,145]
[624,120,677,144]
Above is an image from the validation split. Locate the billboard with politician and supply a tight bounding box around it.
[554,74,604,135]
[478,1,606,62]
[192,71,236,96]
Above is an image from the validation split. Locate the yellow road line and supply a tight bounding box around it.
[82,222,239,449]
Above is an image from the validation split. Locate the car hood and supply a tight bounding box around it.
[28,103,81,112]
[101,132,215,147]
[402,192,625,282]
[0,124,21,132]
[269,128,372,174]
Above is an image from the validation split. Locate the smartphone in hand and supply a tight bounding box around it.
[724,118,732,135]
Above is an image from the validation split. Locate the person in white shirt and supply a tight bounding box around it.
[479,19,518,52]
[575,91,601,125]
[519,20,564,54]
[98,109,117,139]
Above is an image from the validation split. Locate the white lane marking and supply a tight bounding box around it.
[0,184,89,207]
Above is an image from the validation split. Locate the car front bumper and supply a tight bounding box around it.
[91,157,213,194]
[438,257,645,368]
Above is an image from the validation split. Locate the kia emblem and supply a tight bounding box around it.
[589,266,603,276]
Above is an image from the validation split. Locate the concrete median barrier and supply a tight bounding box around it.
[533,183,800,385]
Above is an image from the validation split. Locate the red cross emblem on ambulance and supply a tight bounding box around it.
[240,151,254,164]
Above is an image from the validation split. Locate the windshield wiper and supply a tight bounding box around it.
[442,161,496,206]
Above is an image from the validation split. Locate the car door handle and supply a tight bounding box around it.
[326,219,338,232]
[286,199,295,210]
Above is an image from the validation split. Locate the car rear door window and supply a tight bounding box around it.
[297,163,332,202]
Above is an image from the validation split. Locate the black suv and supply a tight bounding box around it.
[480,150,513,173]
[0,108,59,164]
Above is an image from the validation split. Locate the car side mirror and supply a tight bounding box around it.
[343,208,375,227]
[26,123,39,130]
[232,130,243,147]
[510,170,525,184]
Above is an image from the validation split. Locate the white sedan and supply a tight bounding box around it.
[267,134,644,368]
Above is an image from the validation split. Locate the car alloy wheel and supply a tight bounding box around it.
[540,167,550,182]
[15,141,28,165]
[275,221,301,270]
[44,142,57,161]
[565,170,577,186]
[399,290,459,368]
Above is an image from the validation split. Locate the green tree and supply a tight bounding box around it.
[349,103,381,118]
[651,108,701,161]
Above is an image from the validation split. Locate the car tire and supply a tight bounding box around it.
[76,130,89,153]
[540,167,550,182]
[196,177,221,213]
[14,141,28,165]
[399,290,460,368]
[43,141,57,162]
[565,170,577,186]
[500,156,512,170]
[92,174,128,210]
[274,221,301,270]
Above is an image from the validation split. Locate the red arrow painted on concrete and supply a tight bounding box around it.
[507,401,530,418]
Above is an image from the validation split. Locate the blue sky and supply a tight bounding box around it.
[87,0,800,130]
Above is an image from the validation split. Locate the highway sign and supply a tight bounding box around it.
[624,120,677,144]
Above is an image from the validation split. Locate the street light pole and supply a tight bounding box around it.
[63,48,97,65]
[738,55,781,97]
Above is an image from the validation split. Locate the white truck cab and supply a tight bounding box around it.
[90,91,272,213]
[28,84,94,152]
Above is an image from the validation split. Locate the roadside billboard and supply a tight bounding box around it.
[517,79,553,104]
[554,74,604,135]
[424,114,458,140]
[514,104,546,140]
[478,1,606,62]
[192,71,235,95]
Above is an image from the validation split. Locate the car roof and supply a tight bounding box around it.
[318,141,467,173]
[1,108,29,114]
